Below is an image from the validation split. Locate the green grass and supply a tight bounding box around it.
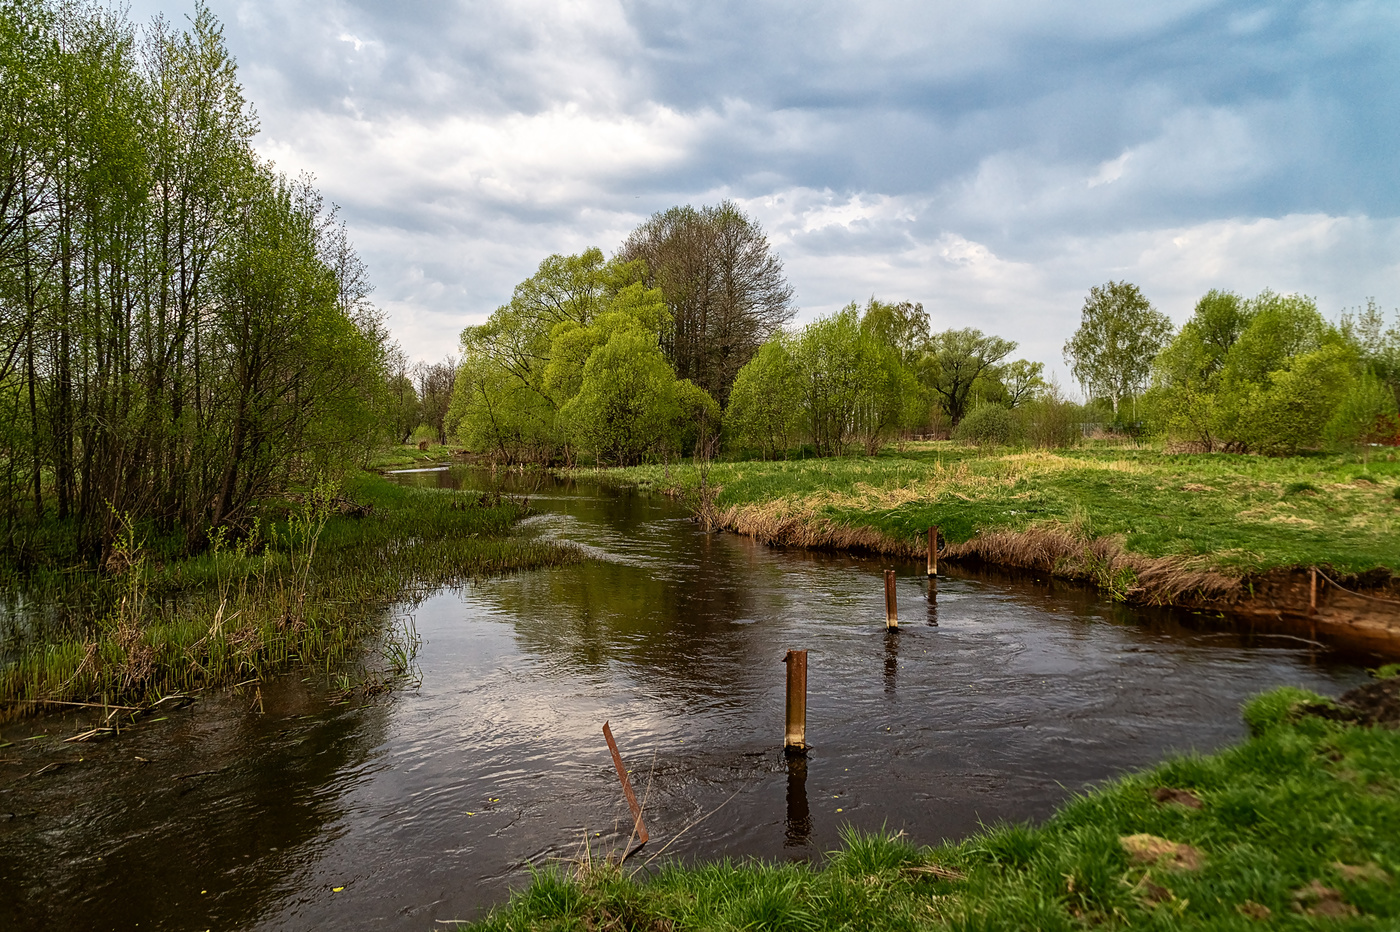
[0,471,578,713]
[366,441,458,471]
[465,686,1400,931]
[584,443,1400,576]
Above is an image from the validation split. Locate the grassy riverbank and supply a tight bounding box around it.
[467,684,1400,931]
[584,444,1400,584]
[0,471,577,717]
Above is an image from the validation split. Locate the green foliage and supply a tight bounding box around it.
[952,403,1019,447]
[1149,288,1372,455]
[792,304,918,455]
[451,250,677,465]
[919,328,1016,425]
[1014,383,1082,449]
[619,201,794,404]
[726,337,803,458]
[1064,280,1174,415]
[560,330,682,465]
[1325,372,1400,453]
[0,1,397,552]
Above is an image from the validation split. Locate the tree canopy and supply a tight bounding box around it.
[619,201,794,405]
[1064,281,1174,415]
[0,0,397,553]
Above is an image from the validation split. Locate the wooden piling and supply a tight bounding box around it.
[885,569,898,628]
[1310,567,1318,615]
[784,650,808,754]
[602,721,648,844]
[927,526,938,577]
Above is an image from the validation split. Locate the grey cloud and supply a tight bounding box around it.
[124,0,1400,367]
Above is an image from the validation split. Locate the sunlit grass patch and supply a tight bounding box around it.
[588,443,1400,577]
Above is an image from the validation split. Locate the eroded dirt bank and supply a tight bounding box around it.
[712,503,1400,658]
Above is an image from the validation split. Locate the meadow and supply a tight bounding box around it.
[589,443,1400,582]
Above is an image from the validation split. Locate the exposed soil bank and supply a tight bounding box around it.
[712,502,1400,658]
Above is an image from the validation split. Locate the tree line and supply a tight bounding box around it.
[449,207,1400,462]
[446,202,1054,464]
[0,0,397,561]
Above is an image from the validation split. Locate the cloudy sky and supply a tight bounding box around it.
[133,0,1400,380]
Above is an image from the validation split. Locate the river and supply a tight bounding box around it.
[0,467,1371,930]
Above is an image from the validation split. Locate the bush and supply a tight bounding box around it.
[952,404,1019,447]
[1017,393,1081,449]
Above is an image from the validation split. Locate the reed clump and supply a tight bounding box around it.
[0,473,578,718]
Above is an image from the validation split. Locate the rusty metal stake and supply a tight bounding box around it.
[885,569,898,628]
[784,650,807,754]
[602,721,648,845]
[927,526,938,577]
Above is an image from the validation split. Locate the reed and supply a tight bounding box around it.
[0,472,579,717]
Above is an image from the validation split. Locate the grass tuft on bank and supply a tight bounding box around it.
[0,472,578,715]
[584,444,1400,578]
[465,684,1400,931]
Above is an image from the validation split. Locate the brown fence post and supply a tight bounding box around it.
[927,526,938,577]
[784,650,808,754]
[885,569,898,628]
[602,721,648,844]
[1309,567,1318,615]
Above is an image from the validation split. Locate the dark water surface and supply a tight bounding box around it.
[0,468,1372,930]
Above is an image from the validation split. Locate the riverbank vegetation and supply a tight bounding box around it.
[0,471,577,717]
[0,0,409,569]
[587,445,1400,584]
[466,680,1400,931]
[0,2,582,716]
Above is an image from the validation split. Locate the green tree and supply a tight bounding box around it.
[918,328,1015,426]
[620,201,794,405]
[1341,297,1400,409]
[724,337,802,458]
[560,330,680,465]
[1064,281,1173,416]
[1324,372,1400,456]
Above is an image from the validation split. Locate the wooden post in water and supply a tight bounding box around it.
[784,650,808,754]
[602,721,649,844]
[885,569,898,628]
[927,526,939,577]
[1310,567,1318,615]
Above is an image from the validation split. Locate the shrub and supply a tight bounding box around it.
[1017,393,1082,449]
[953,403,1019,447]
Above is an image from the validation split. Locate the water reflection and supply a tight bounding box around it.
[784,756,811,848]
[883,629,899,696]
[0,466,1378,931]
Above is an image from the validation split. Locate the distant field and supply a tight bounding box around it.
[588,443,1400,576]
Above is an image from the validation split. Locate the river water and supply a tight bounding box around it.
[0,468,1372,930]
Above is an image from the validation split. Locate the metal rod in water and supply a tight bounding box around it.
[602,721,649,844]
[885,569,898,628]
[784,650,808,754]
[927,526,939,577]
